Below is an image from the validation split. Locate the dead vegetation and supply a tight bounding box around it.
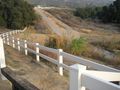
[13,9,120,69]
[45,9,120,33]
[44,9,120,69]
[5,45,69,90]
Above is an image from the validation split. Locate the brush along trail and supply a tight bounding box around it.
[4,45,68,90]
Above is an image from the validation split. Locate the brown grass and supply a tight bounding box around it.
[5,45,69,90]
[13,9,120,68]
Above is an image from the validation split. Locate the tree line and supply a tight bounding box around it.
[74,0,120,23]
[0,0,36,29]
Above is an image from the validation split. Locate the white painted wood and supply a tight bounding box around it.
[27,48,36,54]
[84,70,120,81]
[12,37,15,48]
[59,63,69,71]
[16,30,18,34]
[58,49,63,76]
[2,33,4,36]
[82,73,120,90]
[38,53,58,65]
[12,31,14,35]
[2,35,6,44]
[7,34,10,45]
[24,40,28,55]
[10,31,12,36]
[36,43,40,62]
[37,45,57,53]
[70,64,86,90]
[0,38,6,68]
[17,38,20,51]
[2,34,5,43]
[0,37,6,80]
[61,52,120,72]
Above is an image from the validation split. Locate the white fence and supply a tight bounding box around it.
[0,29,120,90]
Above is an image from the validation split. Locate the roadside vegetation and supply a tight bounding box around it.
[2,0,119,68]
[74,0,120,24]
[15,6,120,68]
[74,7,102,19]
[45,4,120,68]
[45,35,120,67]
[0,0,36,29]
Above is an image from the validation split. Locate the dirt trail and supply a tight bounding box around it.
[34,7,80,39]
[4,45,68,90]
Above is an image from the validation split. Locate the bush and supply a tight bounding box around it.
[70,37,87,55]
[99,0,120,23]
[45,36,70,51]
[74,7,102,19]
[0,0,36,29]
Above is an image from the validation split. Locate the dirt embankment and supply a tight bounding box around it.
[34,7,80,39]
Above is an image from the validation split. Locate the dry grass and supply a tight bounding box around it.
[5,45,69,90]
[12,9,120,69]
[46,9,119,34]
[44,9,120,68]
[14,26,54,45]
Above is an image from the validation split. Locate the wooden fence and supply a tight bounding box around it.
[0,29,120,90]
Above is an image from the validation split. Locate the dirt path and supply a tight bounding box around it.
[4,45,68,90]
[34,7,80,39]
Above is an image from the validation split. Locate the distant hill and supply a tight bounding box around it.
[25,0,115,8]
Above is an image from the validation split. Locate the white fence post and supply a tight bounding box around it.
[24,40,28,55]
[12,37,15,48]
[10,32,12,36]
[16,30,18,34]
[0,37,6,80]
[2,34,4,37]
[17,38,20,51]
[2,34,5,44]
[36,43,40,62]
[12,31,15,35]
[70,64,86,90]
[7,34,10,45]
[58,49,63,76]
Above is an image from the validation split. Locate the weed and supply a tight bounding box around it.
[70,37,87,55]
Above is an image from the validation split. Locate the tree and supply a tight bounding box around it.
[0,0,36,29]
[74,7,102,19]
[99,0,120,23]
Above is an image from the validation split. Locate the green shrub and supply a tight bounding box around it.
[99,0,120,23]
[74,7,102,19]
[70,37,87,55]
[0,0,36,29]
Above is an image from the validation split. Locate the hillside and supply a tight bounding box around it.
[26,0,114,8]
[0,0,35,29]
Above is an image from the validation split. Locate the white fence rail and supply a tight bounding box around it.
[0,29,120,90]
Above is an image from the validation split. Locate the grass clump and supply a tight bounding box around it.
[45,36,88,55]
[70,37,87,55]
[45,35,69,50]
